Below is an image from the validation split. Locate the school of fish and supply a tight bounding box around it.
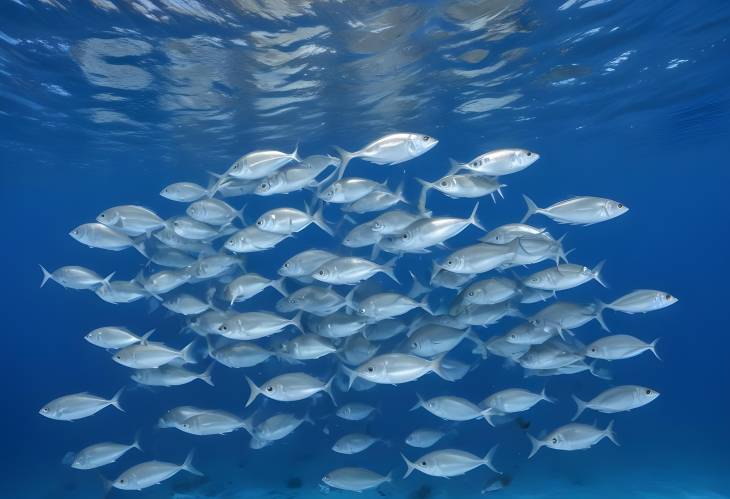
[39,132,677,494]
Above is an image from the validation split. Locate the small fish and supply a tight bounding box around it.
[411,394,490,422]
[450,148,539,176]
[224,274,286,305]
[344,221,382,248]
[170,216,220,240]
[138,268,191,296]
[70,433,141,470]
[336,403,378,421]
[131,364,214,387]
[313,256,399,285]
[279,334,337,360]
[97,205,165,236]
[481,223,551,244]
[480,388,556,426]
[319,177,388,204]
[39,265,113,290]
[157,406,207,429]
[218,311,302,340]
[353,291,431,320]
[39,388,124,421]
[162,294,212,315]
[277,286,346,316]
[256,205,333,236]
[85,327,155,350]
[113,341,196,369]
[247,411,313,442]
[334,133,438,177]
[179,410,246,435]
[111,450,202,490]
[417,174,505,201]
[528,421,618,458]
[245,372,336,406]
[572,386,659,420]
[224,226,290,253]
[530,301,608,332]
[521,195,628,225]
[600,289,678,314]
[405,428,448,448]
[322,467,392,492]
[187,198,243,226]
[462,277,522,305]
[437,242,517,274]
[523,262,606,291]
[344,181,406,213]
[371,210,425,235]
[403,325,484,359]
[308,312,368,338]
[585,334,660,361]
[402,447,499,478]
[344,353,450,388]
[227,147,300,180]
[332,432,384,454]
[208,339,273,368]
[95,280,151,304]
[69,223,147,256]
[255,155,339,196]
[278,249,337,278]
[160,182,209,202]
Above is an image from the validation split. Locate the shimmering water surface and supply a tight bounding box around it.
[1,1,729,498]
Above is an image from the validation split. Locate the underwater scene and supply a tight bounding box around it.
[2,1,730,498]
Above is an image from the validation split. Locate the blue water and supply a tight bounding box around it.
[2,1,730,498]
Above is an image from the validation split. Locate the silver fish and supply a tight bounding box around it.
[462,277,521,305]
[245,372,335,406]
[160,182,209,202]
[224,274,286,305]
[450,148,538,176]
[39,265,113,290]
[402,447,498,478]
[39,388,124,421]
[227,147,300,180]
[344,221,382,248]
[131,364,214,387]
[218,312,302,340]
[256,205,332,236]
[313,256,399,285]
[405,428,448,448]
[208,339,273,368]
[224,226,290,253]
[344,353,449,388]
[319,177,388,204]
[354,291,431,320]
[85,327,155,350]
[277,286,346,316]
[69,223,146,256]
[334,132,438,177]
[179,411,246,435]
[437,241,517,274]
[322,467,392,492]
[157,406,207,429]
[97,205,165,236]
[336,403,377,421]
[187,198,242,226]
[572,386,659,420]
[522,195,628,225]
[70,434,141,470]
[480,388,556,426]
[523,261,606,291]
[528,421,617,458]
[411,394,490,422]
[113,341,195,369]
[418,174,505,201]
[111,450,202,490]
[584,334,660,361]
[332,433,384,454]
[162,294,212,315]
[601,289,678,314]
[279,334,337,360]
[481,223,552,244]
[278,249,337,278]
[344,182,406,213]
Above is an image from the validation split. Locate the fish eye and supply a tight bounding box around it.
[527,151,532,156]
[359,308,366,314]
[119,479,125,484]
[220,325,228,331]
[367,366,374,372]
[100,213,105,218]
[319,270,325,275]
[422,136,430,141]
[421,461,427,466]
[114,355,121,360]
[411,342,417,348]
[402,234,409,239]
[645,389,652,395]
[283,263,290,268]
[617,203,623,208]
[665,294,672,300]
[266,386,273,392]
[510,334,516,339]
[591,347,596,353]
[552,438,557,444]
[288,298,296,304]
[468,291,474,296]
[256,220,263,225]
[42,407,48,413]
[73,230,79,235]
[440,181,447,187]
[447,260,453,265]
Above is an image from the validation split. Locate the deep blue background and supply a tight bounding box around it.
[1,1,729,498]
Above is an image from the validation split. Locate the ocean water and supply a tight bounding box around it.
[2,1,730,498]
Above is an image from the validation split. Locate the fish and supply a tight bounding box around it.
[480,388,556,426]
[138,268,191,296]
[319,177,389,203]
[179,410,246,435]
[362,318,408,341]
[218,311,303,340]
[600,289,678,313]
[322,467,392,492]
[411,394,491,422]
[277,286,347,316]
[110,450,202,490]
[313,256,399,285]
[39,265,113,290]
[255,205,333,236]
[462,277,522,305]
[584,334,661,360]
[449,149,539,176]
[481,223,551,244]
[405,428,449,448]
[278,249,337,278]
[344,181,406,213]
[84,327,155,350]
[334,133,438,177]
[187,198,242,226]
[39,388,124,421]
[70,433,141,470]
[338,334,380,366]
[69,223,147,256]
[332,432,385,454]
[224,226,290,253]
[246,411,313,443]
[157,406,207,429]
[227,147,300,180]
[417,174,505,202]
[402,446,499,478]
[343,221,382,248]
[336,403,378,421]
[352,291,431,320]
[255,155,340,196]
[307,312,368,338]
[572,386,659,420]
[224,273,286,305]
[162,294,213,315]
[530,301,608,332]
[436,242,517,274]
[160,181,209,202]
[518,342,584,370]
[95,280,151,304]
[245,372,336,406]
[131,364,214,387]
[521,195,628,225]
[522,261,607,291]
[403,324,484,358]
[528,421,618,458]
[343,353,450,388]
[278,334,338,360]
[113,341,196,369]
[371,210,426,235]
[208,339,274,368]
[97,205,165,236]
[169,216,220,240]
[504,319,566,345]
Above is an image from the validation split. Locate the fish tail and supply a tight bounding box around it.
[466,329,488,359]
[110,386,125,413]
[482,408,496,427]
[482,444,500,473]
[271,277,287,297]
[604,420,619,446]
[199,363,215,387]
[430,353,449,380]
[322,374,337,406]
[447,158,463,175]
[332,145,354,179]
[39,264,52,288]
[521,194,539,224]
[101,271,116,288]
[571,394,588,421]
[468,202,485,231]
[291,142,301,163]
[593,299,610,332]
[180,340,197,364]
[381,256,400,284]
[340,363,358,391]
[245,376,261,407]
[409,393,425,411]
[541,387,558,404]
[527,434,543,459]
[312,203,334,236]
[131,429,143,452]
[236,204,247,224]
[418,296,433,315]
[181,449,204,476]
[407,271,430,299]
[649,338,662,360]
[394,178,408,205]
[290,311,304,333]
[592,260,608,288]
[401,453,417,479]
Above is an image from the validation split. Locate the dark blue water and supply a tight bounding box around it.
[2,1,729,498]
